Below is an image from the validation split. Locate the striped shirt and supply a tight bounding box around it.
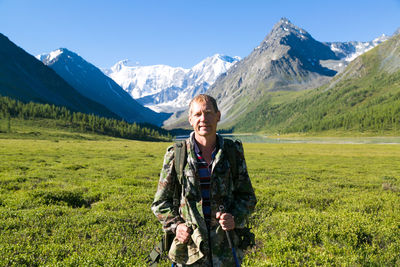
[194,141,217,226]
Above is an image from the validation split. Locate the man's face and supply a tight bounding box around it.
[189,100,221,138]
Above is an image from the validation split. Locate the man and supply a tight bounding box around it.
[151,94,257,266]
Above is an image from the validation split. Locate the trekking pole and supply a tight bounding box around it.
[219,205,240,267]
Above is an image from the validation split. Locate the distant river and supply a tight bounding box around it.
[175,134,400,144]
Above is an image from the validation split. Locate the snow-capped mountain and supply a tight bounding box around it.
[103,24,388,115]
[37,48,170,126]
[103,54,240,113]
[327,34,390,61]
[321,34,390,72]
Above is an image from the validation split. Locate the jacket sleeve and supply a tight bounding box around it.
[151,145,185,233]
[231,141,257,228]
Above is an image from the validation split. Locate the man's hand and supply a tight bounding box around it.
[176,223,192,243]
[216,212,235,231]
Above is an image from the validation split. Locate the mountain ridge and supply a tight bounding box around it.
[37,48,170,126]
[103,54,240,113]
[0,33,119,119]
[163,18,393,130]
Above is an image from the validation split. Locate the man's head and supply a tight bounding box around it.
[189,94,219,116]
[188,94,221,138]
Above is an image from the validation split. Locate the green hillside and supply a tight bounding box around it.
[232,34,400,135]
[0,95,172,142]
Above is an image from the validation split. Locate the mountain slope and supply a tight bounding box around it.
[233,33,400,134]
[209,18,341,125]
[163,18,390,130]
[0,33,118,119]
[37,48,170,126]
[104,54,240,113]
[164,18,341,129]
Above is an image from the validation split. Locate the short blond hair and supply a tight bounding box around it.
[189,94,219,115]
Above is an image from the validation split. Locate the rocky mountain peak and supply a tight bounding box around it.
[36,48,81,66]
[273,17,310,38]
[249,18,338,78]
[251,17,338,71]
[259,18,311,47]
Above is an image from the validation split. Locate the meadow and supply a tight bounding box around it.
[1,131,400,266]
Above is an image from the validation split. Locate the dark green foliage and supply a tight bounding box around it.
[0,95,172,141]
[31,189,101,208]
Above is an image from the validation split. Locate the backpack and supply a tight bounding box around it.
[174,139,238,184]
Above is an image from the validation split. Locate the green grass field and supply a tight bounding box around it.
[1,131,400,266]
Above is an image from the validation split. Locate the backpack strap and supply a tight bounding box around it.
[223,139,238,180]
[174,140,187,184]
[147,140,187,266]
[146,231,175,266]
[146,239,163,266]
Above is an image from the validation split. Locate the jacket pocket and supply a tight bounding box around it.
[168,228,204,265]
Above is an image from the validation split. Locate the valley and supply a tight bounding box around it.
[1,14,399,266]
[1,130,399,266]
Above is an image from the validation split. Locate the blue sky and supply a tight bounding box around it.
[1,0,399,69]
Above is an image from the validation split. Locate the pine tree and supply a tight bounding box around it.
[7,114,11,133]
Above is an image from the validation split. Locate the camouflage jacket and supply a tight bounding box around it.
[151,132,257,266]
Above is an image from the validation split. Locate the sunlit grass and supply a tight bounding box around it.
[244,143,400,266]
[1,135,399,266]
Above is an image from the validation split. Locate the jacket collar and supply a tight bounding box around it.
[188,132,225,173]
[188,131,224,149]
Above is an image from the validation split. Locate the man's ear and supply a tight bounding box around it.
[188,115,193,126]
[217,111,221,122]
